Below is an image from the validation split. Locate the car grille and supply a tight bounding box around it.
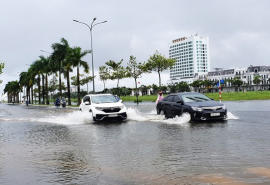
[193,112,226,120]
[201,106,222,111]
[195,112,225,119]
[102,107,121,113]
[96,112,127,120]
[204,112,226,119]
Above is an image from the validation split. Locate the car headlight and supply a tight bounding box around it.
[119,105,125,109]
[191,107,203,111]
[95,107,104,111]
[222,105,226,109]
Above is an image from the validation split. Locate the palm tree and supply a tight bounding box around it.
[62,48,74,106]
[19,71,33,104]
[231,77,243,92]
[253,75,261,91]
[51,38,70,98]
[30,60,44,104]
[4,81,20,103]
[39,56,51,104]
[68,46,90,105]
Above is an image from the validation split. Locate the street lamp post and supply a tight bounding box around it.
[73,18,107,93]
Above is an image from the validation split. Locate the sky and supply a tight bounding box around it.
[1,0,270,94]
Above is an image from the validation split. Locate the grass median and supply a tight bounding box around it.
[120,91,270,102]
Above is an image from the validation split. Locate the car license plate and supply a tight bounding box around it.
[211,113,220,116]
[108,114,118,117]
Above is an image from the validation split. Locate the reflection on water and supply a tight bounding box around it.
[0,101,270,184]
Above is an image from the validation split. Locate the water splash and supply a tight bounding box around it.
[126,108,190,125]
[0,107,238,125]
[41,111,94,125]
[226,111,238,120]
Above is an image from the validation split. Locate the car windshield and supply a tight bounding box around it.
[182,94,211,103]
[91,95,117,104]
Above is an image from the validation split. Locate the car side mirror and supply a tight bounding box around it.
[210,98,214,100]
[85,101,90,105]
[176,100,183,105]
[119,99,122,103]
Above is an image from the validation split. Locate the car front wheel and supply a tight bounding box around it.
[92,112,97,122]
[183,110,192,120]
[160,109,167,118]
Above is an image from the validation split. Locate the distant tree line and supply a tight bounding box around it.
[4,38,176,104]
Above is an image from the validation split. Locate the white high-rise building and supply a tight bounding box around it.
[169,35,210,83]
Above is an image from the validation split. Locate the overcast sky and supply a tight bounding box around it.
[1,0,270,93]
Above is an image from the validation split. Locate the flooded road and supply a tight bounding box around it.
[0,100,270,185]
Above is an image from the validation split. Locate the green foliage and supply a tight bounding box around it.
[99,66,110,90]
[0,62,5,84]
[146,51,176,87]
[253,75,261,85]
[71,74,93,86]
[67,46,91,104]
[4,81,20,94]
[176,81,190,92]
[126,55,147,88]
[151,84,159,94]
[231,77,244,92]
[205,91,270,101]
[119,91,270,102]
[105,59,127,96]
[253,75,261,91]
[190,80,203,92]
[51,38,70,71]
[0,62,5,75]
[105,86,132,97]
[48,76,58,93]
[167,82,177,93]
[160,85,168,92]
[4,80,20,103]
[121,95,167,102]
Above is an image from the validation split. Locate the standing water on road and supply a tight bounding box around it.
[0,100,270,184]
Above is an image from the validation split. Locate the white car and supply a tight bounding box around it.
[79,94,127,121]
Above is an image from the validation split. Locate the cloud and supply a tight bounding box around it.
[1,0,270,93]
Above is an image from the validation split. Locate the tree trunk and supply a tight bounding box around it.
[42,74,45,104]
[77,66,80,105]
[31,85,34,104]
[135,78,139,104]
[38,74,41,104]
[67,71,71,106]
[158,71,161,88]
[27,87,29,105]
[117,78,120,97]
[59,68,62,98]
[46,74,49,104]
